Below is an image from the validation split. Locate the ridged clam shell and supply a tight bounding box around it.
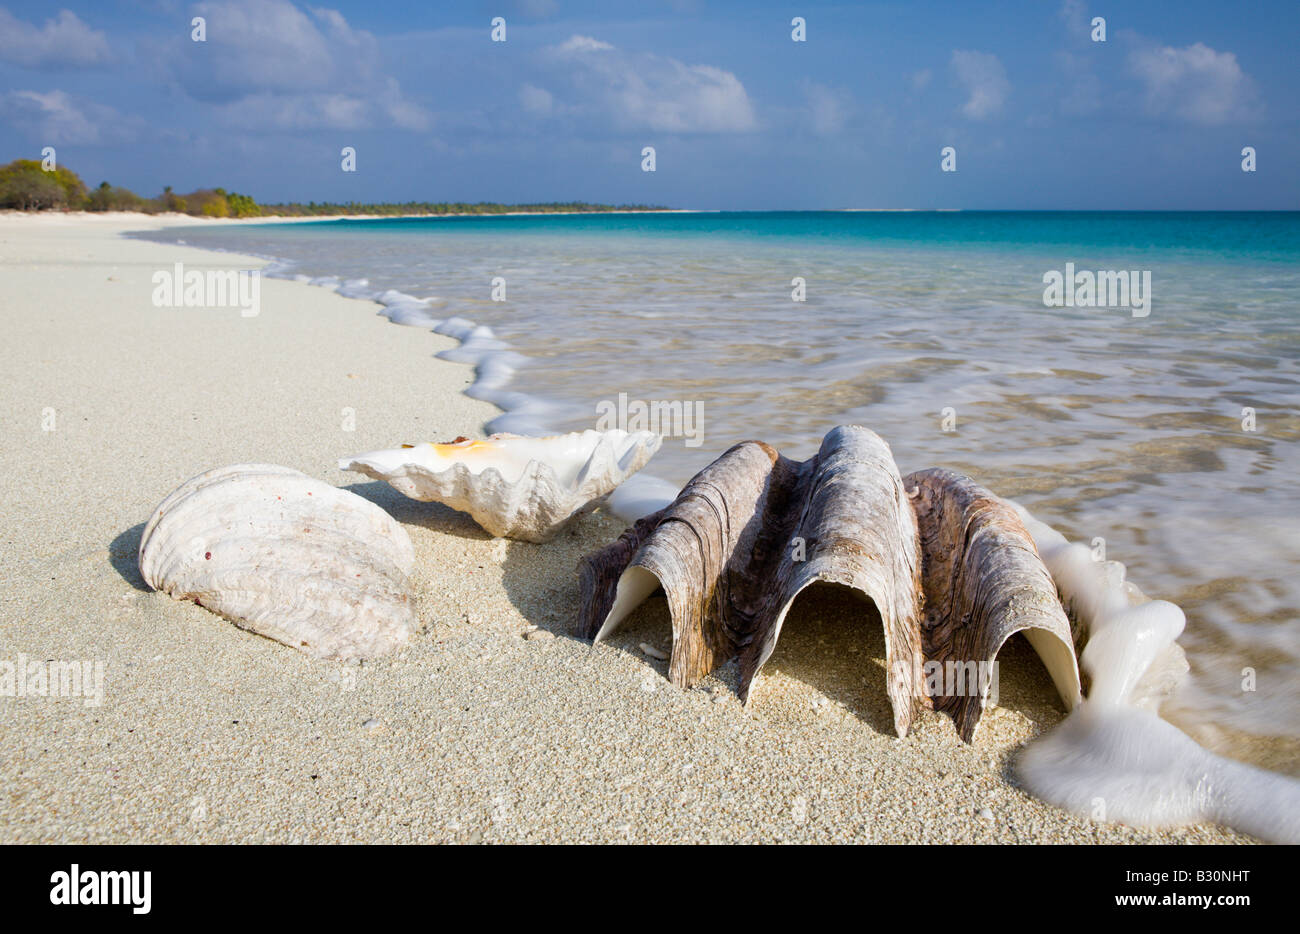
[139,464,417,660]
[578,426,1082,742]
[339,429,661,543]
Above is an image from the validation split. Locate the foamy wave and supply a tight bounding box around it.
[336,278,373,299]
[223,251,679,507]
[255,255,561,439]
[376,289,443,327]
[1012,503,1300,843]
[357,283,687,502]
[368,294,556,439]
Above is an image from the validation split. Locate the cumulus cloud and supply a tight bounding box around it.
[1051,1,1104,116]
[211,80,426,131]
[173,0,334,99]
[1128,42,1258,124]
[0,89,137,144]
[1058,0,1090,39]
[163,0,429,130]
[950,50,1009,120]
[541,34,757,133]
[800,81,850,135]
[0,8,112,68]
[519,83,555,116]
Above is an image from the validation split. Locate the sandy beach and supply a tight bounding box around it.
[0,213,1251,844]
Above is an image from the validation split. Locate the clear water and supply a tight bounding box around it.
[138,211,1300,773]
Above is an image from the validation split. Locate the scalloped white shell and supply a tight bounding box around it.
[339,430,661,543]
[139,464,417,660]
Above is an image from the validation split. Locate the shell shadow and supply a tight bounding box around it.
[754,583,897,735]
[496,514,621,640]
[988,632,1072,737]
[109,521,151,591]
[340,480,492,542]
[583,593,675,670]
[996,637,1074,787]
[762,590,1071,741]
[587,581,1074,742]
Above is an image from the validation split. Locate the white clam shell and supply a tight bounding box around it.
[139,464,417,660]
[339,429,662,543]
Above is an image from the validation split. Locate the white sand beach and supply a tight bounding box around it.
[0,213,1250,843]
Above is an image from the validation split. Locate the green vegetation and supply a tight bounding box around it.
[0,159,667,217]
[86,180,147,212]
[0,159,87,210]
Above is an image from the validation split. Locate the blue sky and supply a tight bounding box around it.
[0,0,1296,209]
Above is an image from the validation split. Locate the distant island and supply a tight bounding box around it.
[0,159,667,217]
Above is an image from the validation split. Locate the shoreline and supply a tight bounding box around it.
[125,216,565,445]
[0,212,1252,843]
[0,209,699,226]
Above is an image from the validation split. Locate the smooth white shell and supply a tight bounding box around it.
[339,429,661,543]
[139,464,417,660]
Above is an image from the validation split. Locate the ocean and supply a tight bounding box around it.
[135,210,1300,775]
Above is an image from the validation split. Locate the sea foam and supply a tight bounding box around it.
[1012,504,1300,843]
[365,294,551,436]
[344,279,687,507]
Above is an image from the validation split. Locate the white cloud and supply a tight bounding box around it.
[543,35,757,133]
[213,79,429,131]
[166,0,429,130]
[175,0,343,98]
[801,81,850,135]
[519,83,554,116]
[1058,0,1089,38]
[950,50,1009,120]
[384,86,433,131]
[558,35,615,54]
[0,8,112,68]
[909,69,932,93]
[1052,0,1103,116]
[213,92,358,130]
[1128,42,1258,125]
[0,89,135,144]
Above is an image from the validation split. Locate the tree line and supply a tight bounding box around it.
[0,160,665,217]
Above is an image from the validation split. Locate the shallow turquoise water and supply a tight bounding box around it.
[263,210,1300,262]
